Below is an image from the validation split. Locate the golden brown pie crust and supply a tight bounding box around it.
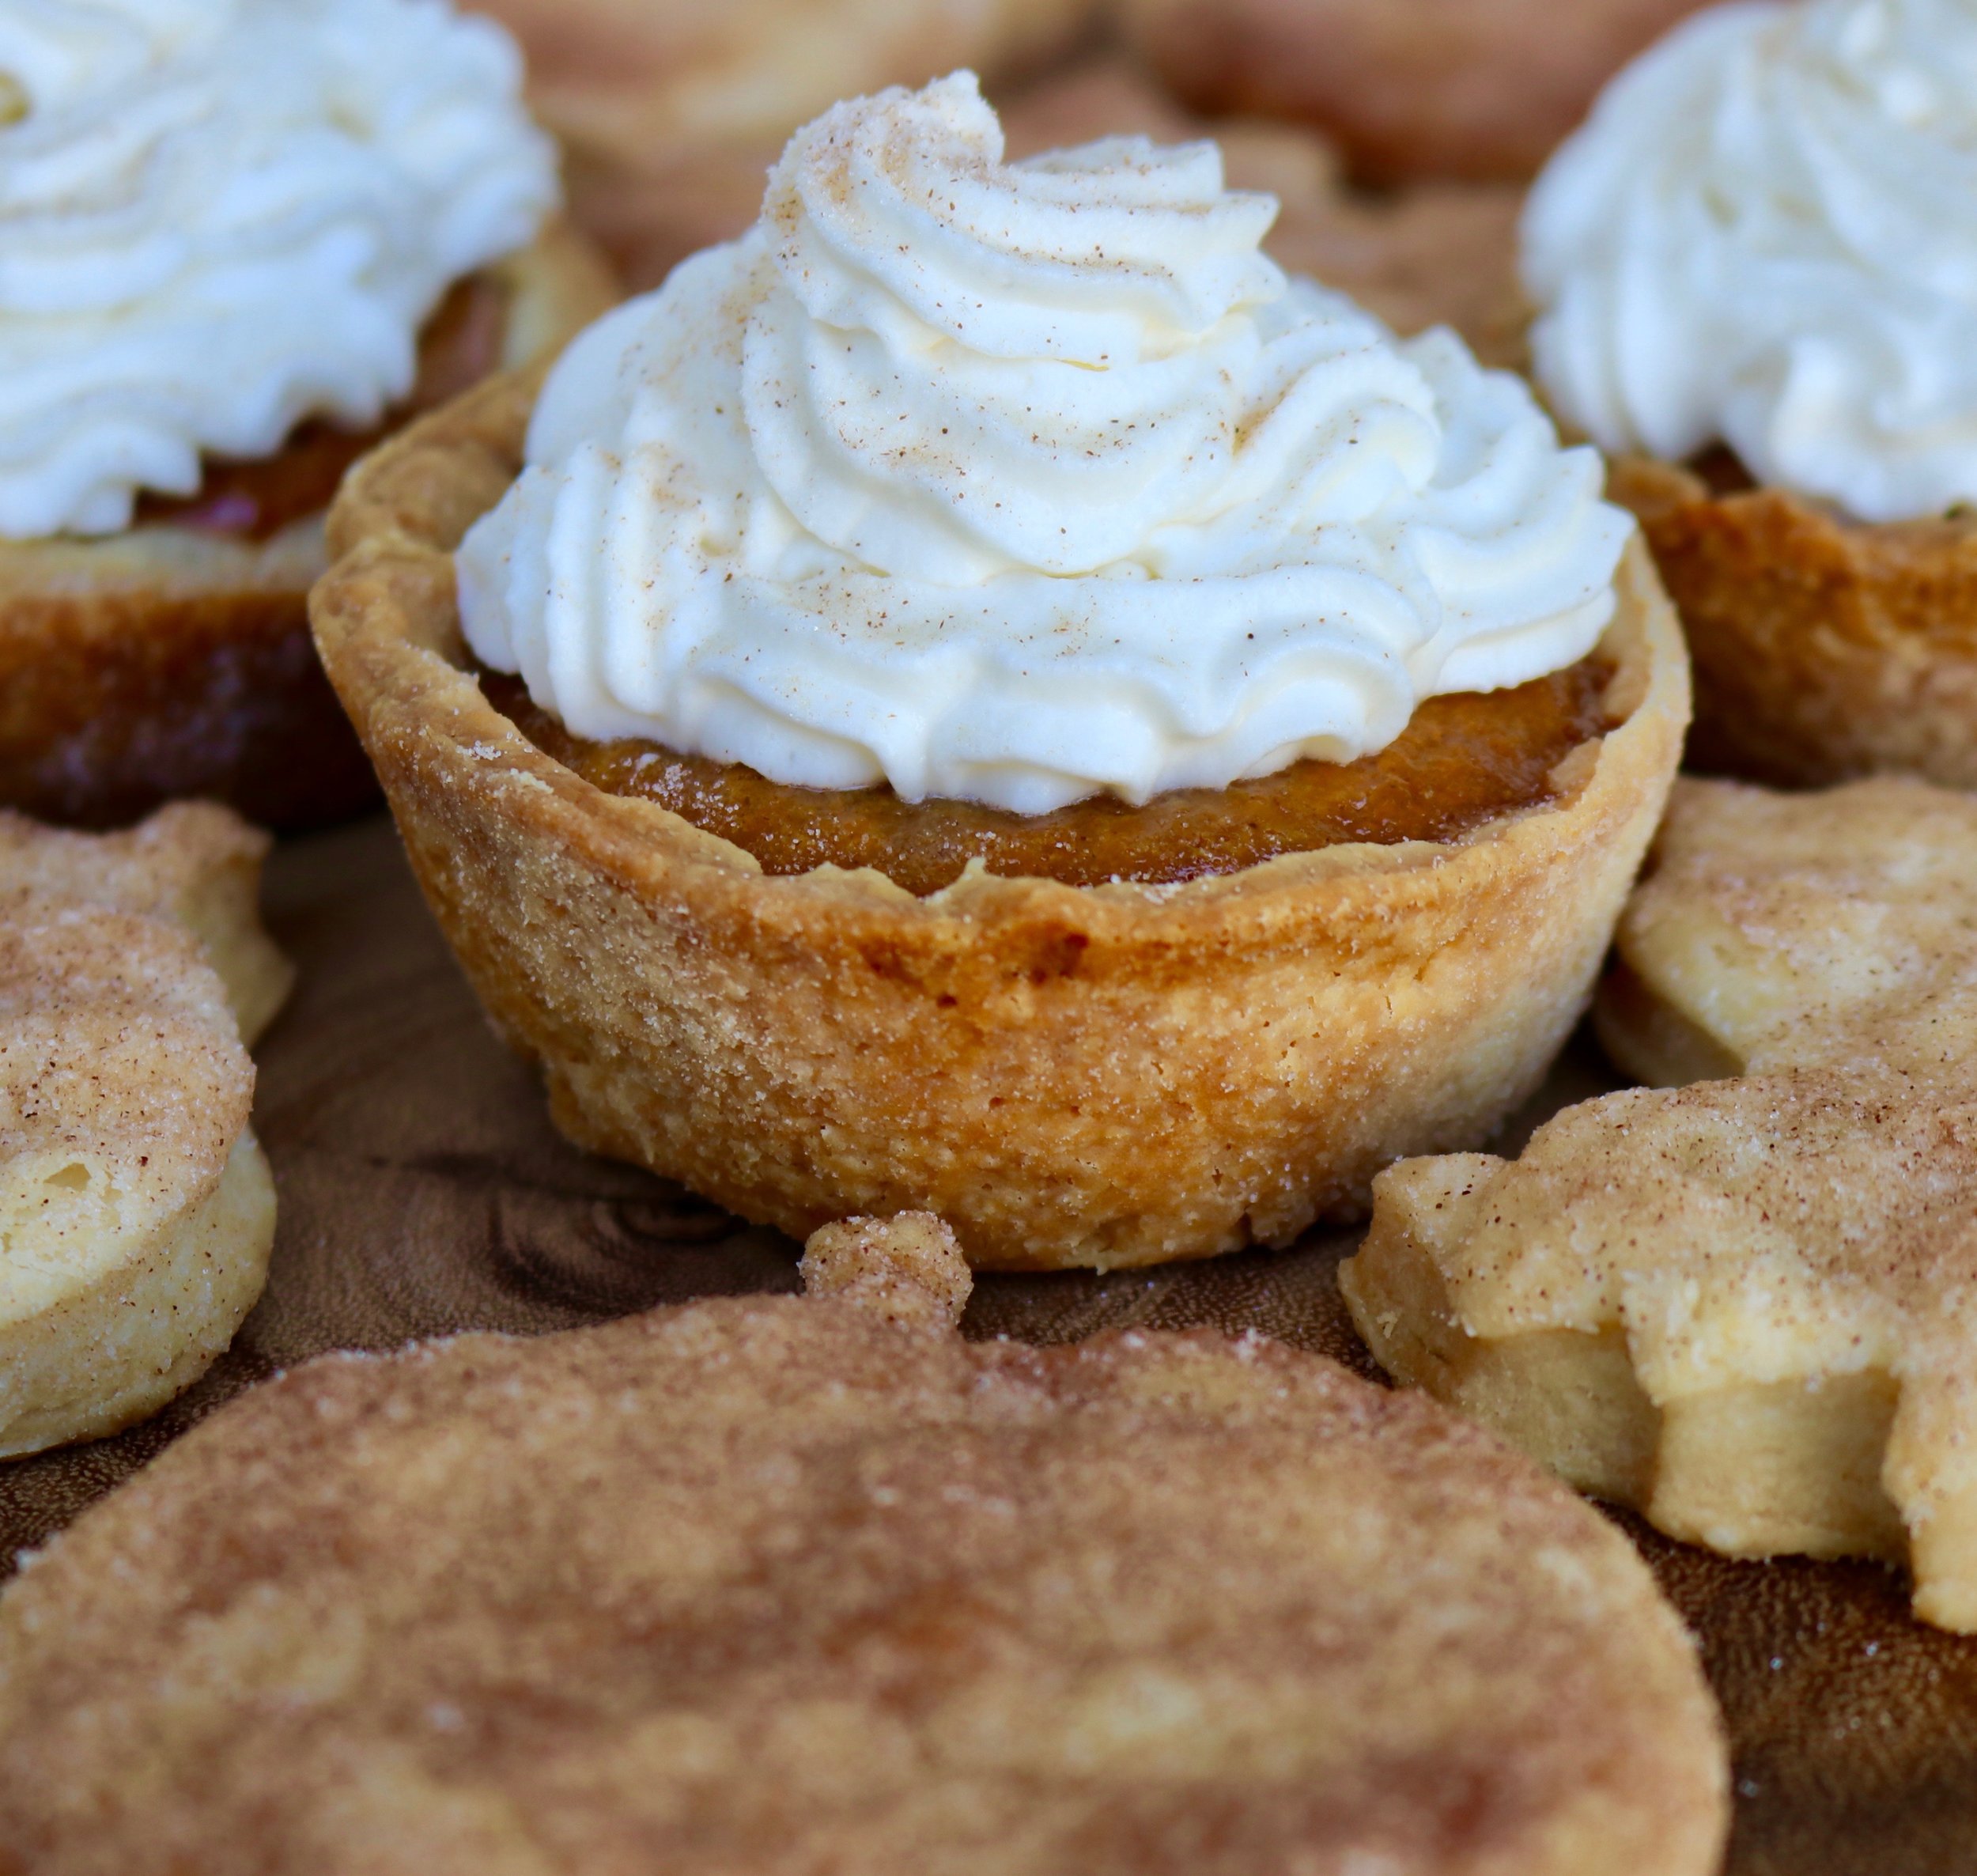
[0,221,616,830]
[312,363,1689,1272]
[1610,452,1977,790]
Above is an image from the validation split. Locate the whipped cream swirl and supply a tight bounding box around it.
[1525,0,1977,524]
[461,74,1627,815]
[0,0,558,540]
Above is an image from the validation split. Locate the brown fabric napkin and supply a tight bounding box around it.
[5,815,1975,1876]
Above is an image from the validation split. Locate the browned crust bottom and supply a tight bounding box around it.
[0,222,617,830]
[1611,455,1977,791]
[0,582,375,831]
[312,366,1689,1272]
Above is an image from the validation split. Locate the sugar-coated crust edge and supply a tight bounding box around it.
[1612,453,1977,789]
[312,365,1690,1272]
[0,221,618,830]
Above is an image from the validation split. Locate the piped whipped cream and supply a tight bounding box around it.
[460,74,1629,815]
[0,0,558,540]
[1524,0,1977,524]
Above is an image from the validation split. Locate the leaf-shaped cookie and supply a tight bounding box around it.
[1344,777,1977,1629]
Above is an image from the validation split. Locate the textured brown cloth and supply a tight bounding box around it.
[5,815,1977,1875]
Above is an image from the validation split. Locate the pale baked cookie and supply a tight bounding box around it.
[1343,777,1977,1630]
[0,806,287,1459]
[1117,0,1709,182]
[0,1220,1728,1873]
[0,803,294,1046]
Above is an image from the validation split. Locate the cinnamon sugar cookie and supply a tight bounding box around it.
[0,803,293,1044]
[0,1217,1727,1874]
[0,807,285,1458]
[1344,777,1977,1629]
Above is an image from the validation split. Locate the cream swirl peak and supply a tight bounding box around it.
[0,0,558,540]
[459,74,1630,816]
[1524,0,1977,524]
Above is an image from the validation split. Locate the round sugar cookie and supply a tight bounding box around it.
[0,1217,1726,1875]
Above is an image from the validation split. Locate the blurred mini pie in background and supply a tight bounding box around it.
[315,74,1688,1270]
[474,0,1100,159]
[0,803,289,1460]
[1116,0,1712,183]
[0,0,615,828]
[1344,776,1977,1632]
[0,1216,1729,1871]
[1523,0,1977,789]
[505,32,1539,369]
[469,0,1103,294]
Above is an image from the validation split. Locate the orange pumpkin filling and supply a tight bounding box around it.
[486,655,1615,895]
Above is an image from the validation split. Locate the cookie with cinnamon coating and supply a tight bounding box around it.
[0,805,287,1458]
[1344,777,1977,1629]
[0,1215,1726,1874]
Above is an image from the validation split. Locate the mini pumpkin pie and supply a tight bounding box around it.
[474,0,1100,187]
[1522,0,1977,790]
[1117,0,1711,183]
[313,74,1688,1273]
[0,802,289,1458]
[0,0,615,829]
[1343,775,1977,1631]
[0,1213,1730,1873]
